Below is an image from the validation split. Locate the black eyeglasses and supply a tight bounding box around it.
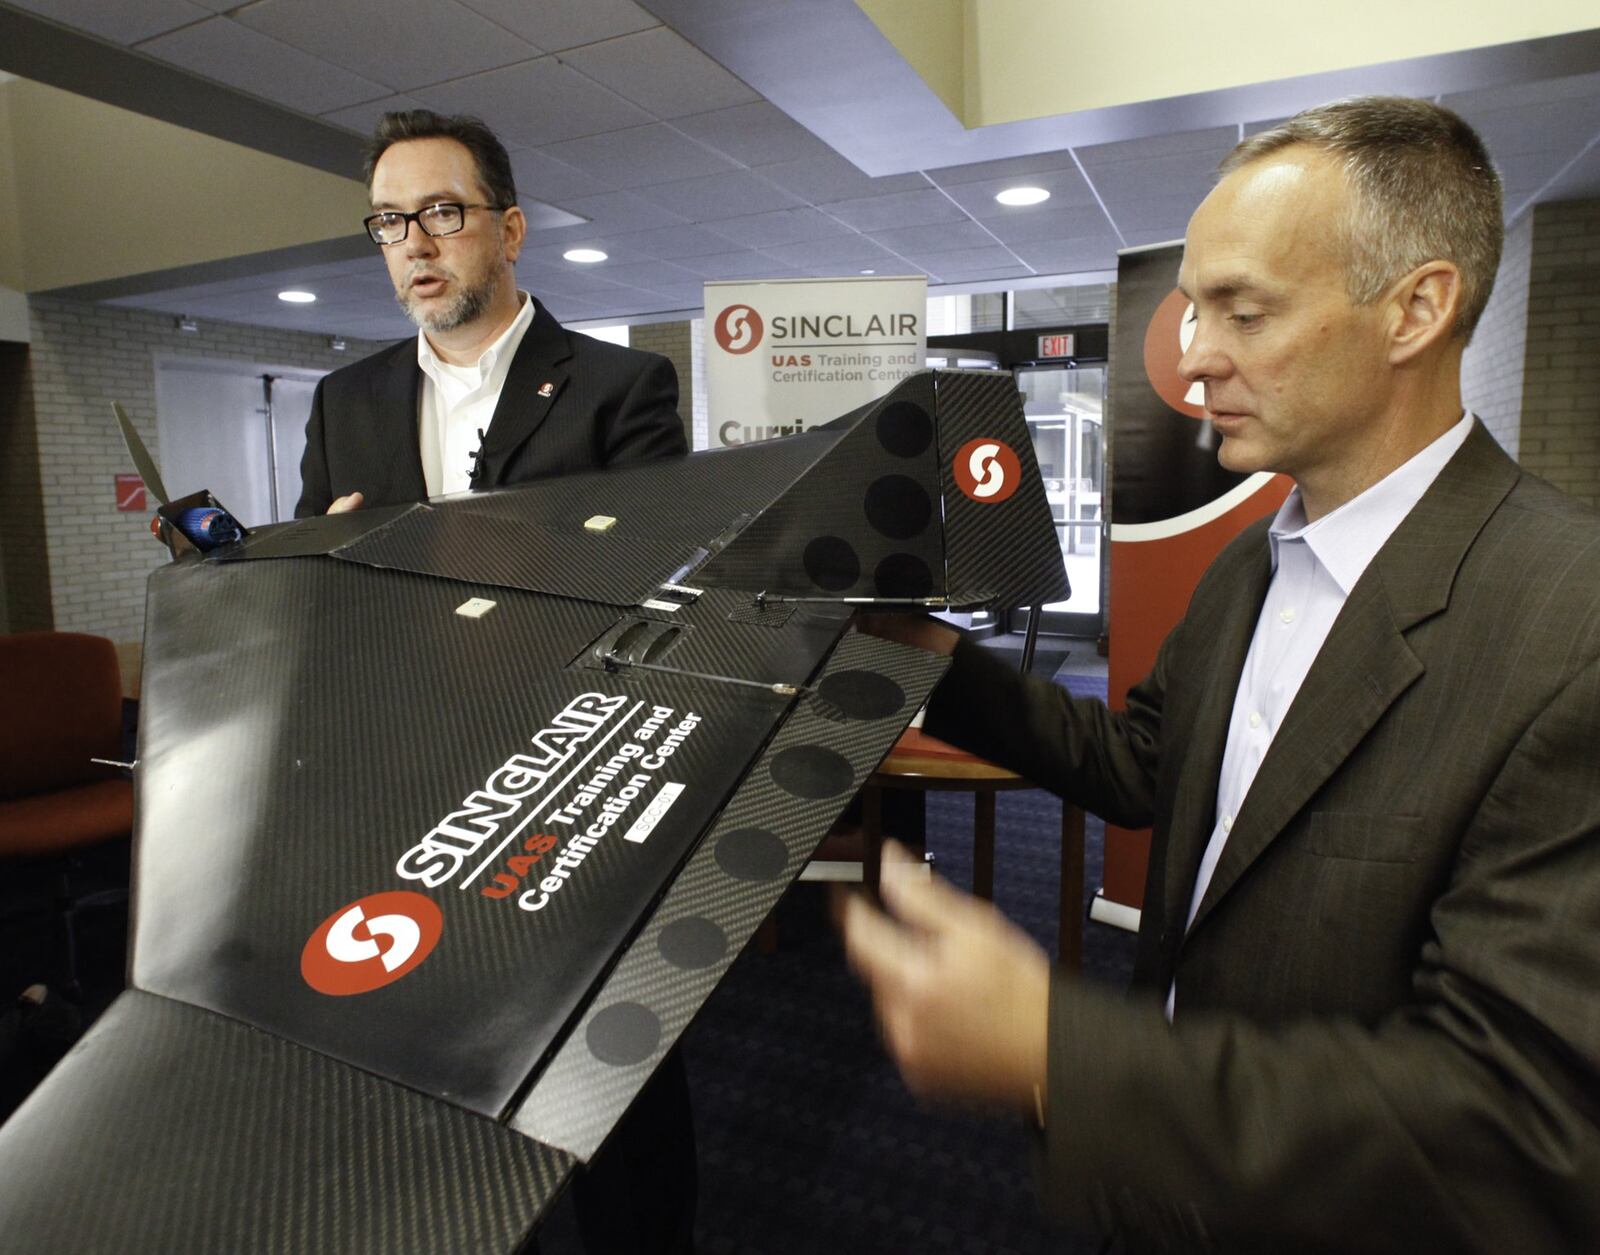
[364,202,505,246]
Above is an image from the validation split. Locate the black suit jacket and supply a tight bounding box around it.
[927,423,1600,1253]
[295,299,685,516]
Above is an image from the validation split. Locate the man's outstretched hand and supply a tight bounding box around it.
[837,840,1051,1118]
[326,491,364,514]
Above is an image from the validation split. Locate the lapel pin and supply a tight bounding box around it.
[538,381,555,398]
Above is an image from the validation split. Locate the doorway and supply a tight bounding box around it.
[153,359,324,526]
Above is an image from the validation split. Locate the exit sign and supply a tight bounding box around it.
[115,473,146,513]
[1037,333,1075,358]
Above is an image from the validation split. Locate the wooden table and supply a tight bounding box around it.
[861,728,1086,970]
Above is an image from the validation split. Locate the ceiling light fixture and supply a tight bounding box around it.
[995,186,1050,207]
[859,268,877,275]
[278,290,317,303]
[563,248,608,264]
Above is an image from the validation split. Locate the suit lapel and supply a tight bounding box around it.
[375,342,427,501]
[479,300,573,486]
[1185,421,1519,936]
[1160,530,1274,934]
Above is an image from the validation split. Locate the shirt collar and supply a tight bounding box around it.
[1268,411,1476,593]
[416,291,534,380]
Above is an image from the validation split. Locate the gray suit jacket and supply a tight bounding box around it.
[926,422,1600,1253]
[295,299,685,516]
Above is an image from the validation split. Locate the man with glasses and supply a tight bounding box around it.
[295,111,694,1255]
[296,109,685,518]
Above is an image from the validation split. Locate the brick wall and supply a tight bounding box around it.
[626,318,708,449]
[1461,211,1532,457]
[1517,200,1600,507]
[16,295,386,640]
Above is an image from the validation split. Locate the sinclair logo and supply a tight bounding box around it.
[1143,288,1206,419]
[713,304,763,354]
[301,891,443,996]
[953,438,1022,503]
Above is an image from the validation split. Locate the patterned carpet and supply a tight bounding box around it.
[667,671,1134,1255]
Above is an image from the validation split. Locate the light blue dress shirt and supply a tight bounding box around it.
[1167,411,1476,1019]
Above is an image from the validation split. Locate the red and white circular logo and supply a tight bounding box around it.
[1142,288,1206,419]
[301,891,443,996]
[952,438,1022,503]
[713,304,763,354]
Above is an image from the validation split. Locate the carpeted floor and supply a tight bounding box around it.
[663,668,1131,1255]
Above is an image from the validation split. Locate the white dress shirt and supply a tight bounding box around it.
[416,292,536,497]
[1167,411,1475,1019]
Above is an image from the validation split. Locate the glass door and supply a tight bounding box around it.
[1013,362,1106,636]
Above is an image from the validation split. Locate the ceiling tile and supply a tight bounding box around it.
[234,0,538,92]
[320,93,430,137]
[761,235,902,269]
[1075,126,1240,168]
[901,245,1023,275]
[139,18,392,114]
[561,27,759,119]
[1098,191,1205,235]
[707,207,854,247]
[455,0,657,51]
[544,124,741,189]
[638,170,803,221]
[672,252,802,281]
[923,148,1081,188]
[670,102,833,167]
[414,58,651,147]
[1012,236,1123,273]
[9,0,208,44]
[929,264,1032,286]
[983,208,1118,246]
[534,190,689,235]
[760,152,927,203]
[610,223,743,260]
[868,220,997,256]
[817,188,969,233]
[1120,228,1188,250]
[519,233,660,267]
[570,260,703,290]
[1536,135,1600,204]
[516,264,628,298]
[938,167,1102,219]
[509,148,617,203]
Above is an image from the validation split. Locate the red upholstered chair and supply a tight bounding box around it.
[0,632,134,997]
[0,632,133,857]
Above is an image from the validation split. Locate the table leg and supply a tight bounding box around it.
[1059,804,1085,970]
[863,784,883,900]
[973,790,995,901]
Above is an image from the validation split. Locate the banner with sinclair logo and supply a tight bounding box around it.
[705,275,927,449]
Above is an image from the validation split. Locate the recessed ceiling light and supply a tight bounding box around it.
[278,290,317,303]
[995,186,1050,207]
[859,268,877,275]
[563,248,608,264]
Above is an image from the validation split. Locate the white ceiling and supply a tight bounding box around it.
[5,0,1600,340]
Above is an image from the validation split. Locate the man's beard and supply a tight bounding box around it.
[397,266,499,335]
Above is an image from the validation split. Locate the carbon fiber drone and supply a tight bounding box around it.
[0,370,1066,1253]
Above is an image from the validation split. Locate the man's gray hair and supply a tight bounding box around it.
[1221,96,1503,339]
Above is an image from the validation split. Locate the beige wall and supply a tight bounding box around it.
[0,78,368,293]
[858,0,1600,129]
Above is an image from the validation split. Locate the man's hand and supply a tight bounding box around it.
[837,840,1050,1117]
[853,613,960,656]
[326,491,365,514]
